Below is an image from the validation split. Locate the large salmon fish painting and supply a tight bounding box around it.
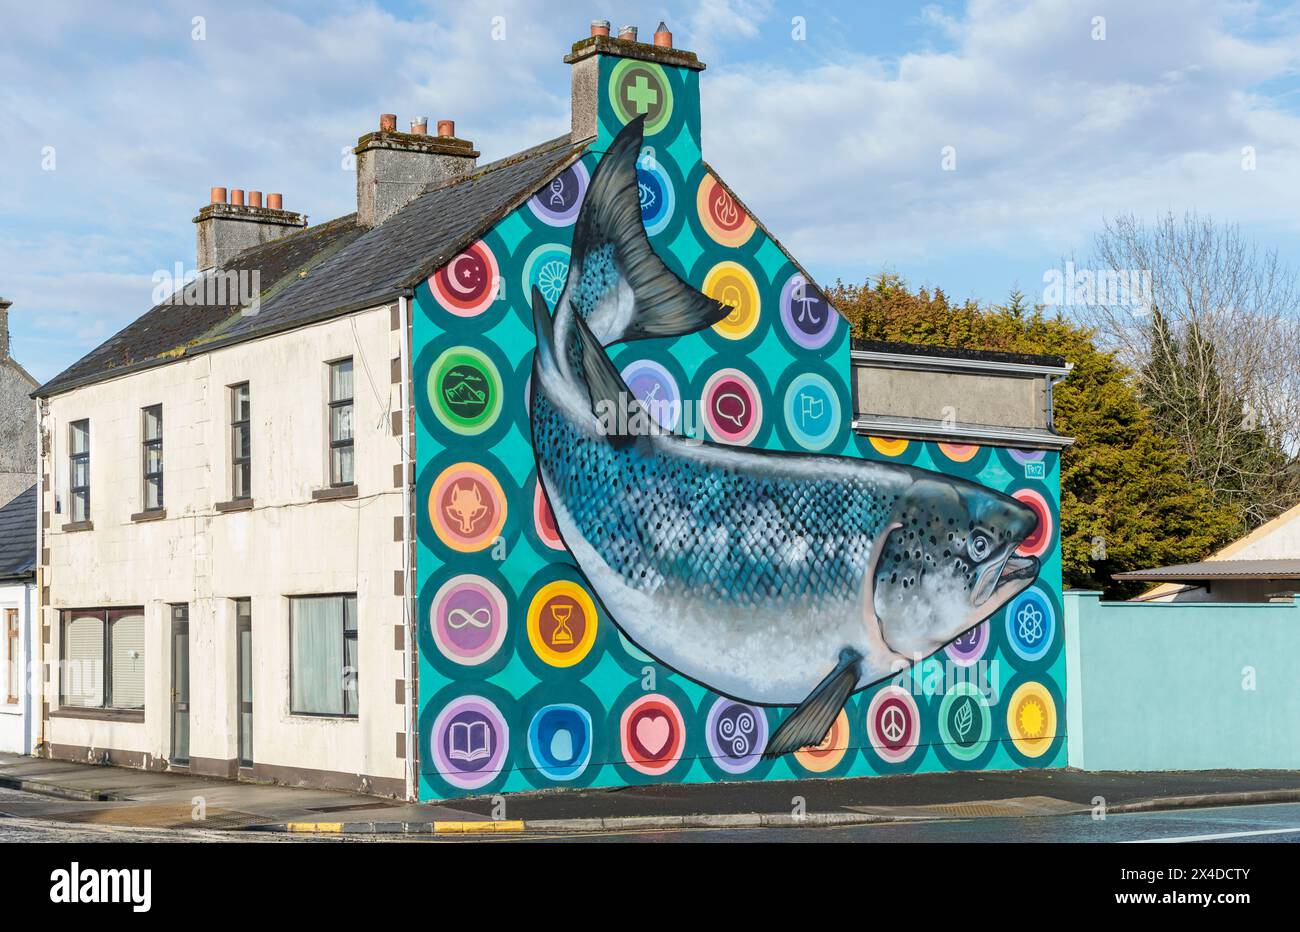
[529,116,1042,758]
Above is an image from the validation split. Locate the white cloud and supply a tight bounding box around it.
[699,0,1300,285]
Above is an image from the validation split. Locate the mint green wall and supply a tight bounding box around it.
[1065,590,1300,770]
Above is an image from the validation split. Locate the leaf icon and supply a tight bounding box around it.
[955,699,974,739]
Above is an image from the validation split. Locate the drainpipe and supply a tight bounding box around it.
[1045,369,1071,432]
[398,295,415,801]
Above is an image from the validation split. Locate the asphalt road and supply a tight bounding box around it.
[402,801,1300,843]
[0,785,1297,843]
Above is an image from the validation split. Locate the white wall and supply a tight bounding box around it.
[40,305,408,792]
[0,581,36,755]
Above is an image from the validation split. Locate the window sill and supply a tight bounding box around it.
[215,498,254,513]
[311,485,358,502]
[61,521,94,533]
[130,509,166,523]
[50,707,145,723]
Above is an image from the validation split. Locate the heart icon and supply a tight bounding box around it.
[635,713,671,758]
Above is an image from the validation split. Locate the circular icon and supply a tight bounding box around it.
[866,685,920,764]
[702,261,760,340]
[431,695,509,790]
[527,703,594,781]
[533,481,566,551]
[945,621,989,667]
[1005,586,1055,662]
[937,682,991,762]
[779,274,837,349]
[528,161,589,226]
[702,368,762,445]
[428,346,502,436]
[609,59,673,135]
[429,575,508,666]
[1008,682,1057,758]
[636,154,675,235]
[697,175,755,248]
[527,580,598,667]
[621,358,681,431]
[938,442,980,463]
[1009,448,1046,465]
[1012,488,1053,558]
[784,372,841,451]
[704,698,767,774]
[429,462,507,552]
[620,694,686,776]
[869,436,909,457]
[793,707,850,773]
[522,243,571,307]
[429,240,499,317]
[1007,681,1057,759]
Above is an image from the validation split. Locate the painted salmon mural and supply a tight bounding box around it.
[529,117,1043,757]
[414,39,1066,797]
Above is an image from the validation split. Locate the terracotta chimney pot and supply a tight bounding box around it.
[380,113,397,132]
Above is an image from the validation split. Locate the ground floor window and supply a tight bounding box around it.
[290,595,357,717]
[59,608,145,710]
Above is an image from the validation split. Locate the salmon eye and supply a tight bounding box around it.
[968,532,991,561]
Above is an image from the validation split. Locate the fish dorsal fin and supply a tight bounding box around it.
[571,305,654,450]
[561,115,730,346]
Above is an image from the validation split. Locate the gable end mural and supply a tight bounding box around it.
[413,47,1065,798]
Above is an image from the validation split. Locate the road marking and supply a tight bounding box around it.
[1125,826,1300,843]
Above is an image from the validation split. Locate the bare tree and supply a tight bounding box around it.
[1078,211,1300,529]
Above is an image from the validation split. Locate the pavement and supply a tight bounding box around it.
[3,752,1300,837]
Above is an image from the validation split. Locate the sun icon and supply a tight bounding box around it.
[1017,698,1046,739]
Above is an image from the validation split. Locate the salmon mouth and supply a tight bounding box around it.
[973,547,1039,607]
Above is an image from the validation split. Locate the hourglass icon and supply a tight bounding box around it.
[549,601,575,646]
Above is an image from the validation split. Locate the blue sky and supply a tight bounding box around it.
[2,0,1299,382]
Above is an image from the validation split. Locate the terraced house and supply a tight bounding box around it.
[32,21,1070,799]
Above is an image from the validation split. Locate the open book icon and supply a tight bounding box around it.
[449,719,491,763]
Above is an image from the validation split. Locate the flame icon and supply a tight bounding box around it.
[712,190,740,227]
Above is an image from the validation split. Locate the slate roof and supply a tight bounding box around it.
[0,484,37,583]
[36,134,585,398]
[1113,559,1300,582]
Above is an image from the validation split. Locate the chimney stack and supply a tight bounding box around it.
[565,20,704,141]
[194,188,307,271]
[354,112,479,228]
[0,298,11,360]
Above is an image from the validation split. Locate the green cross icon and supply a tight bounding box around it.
[625,74,658,114]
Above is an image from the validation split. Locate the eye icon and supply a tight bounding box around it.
[968,532,991,561]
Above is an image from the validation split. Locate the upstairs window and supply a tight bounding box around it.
[328,359,354,487]
[231,383,251,500]
[142,405,163,511]
[69,420,90,522]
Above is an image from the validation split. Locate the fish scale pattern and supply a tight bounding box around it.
[532,389,889,610]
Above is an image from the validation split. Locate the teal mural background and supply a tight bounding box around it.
[414,50,1065,799]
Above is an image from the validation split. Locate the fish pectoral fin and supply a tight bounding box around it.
[763,649,862,759]
[572,306,651,449]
